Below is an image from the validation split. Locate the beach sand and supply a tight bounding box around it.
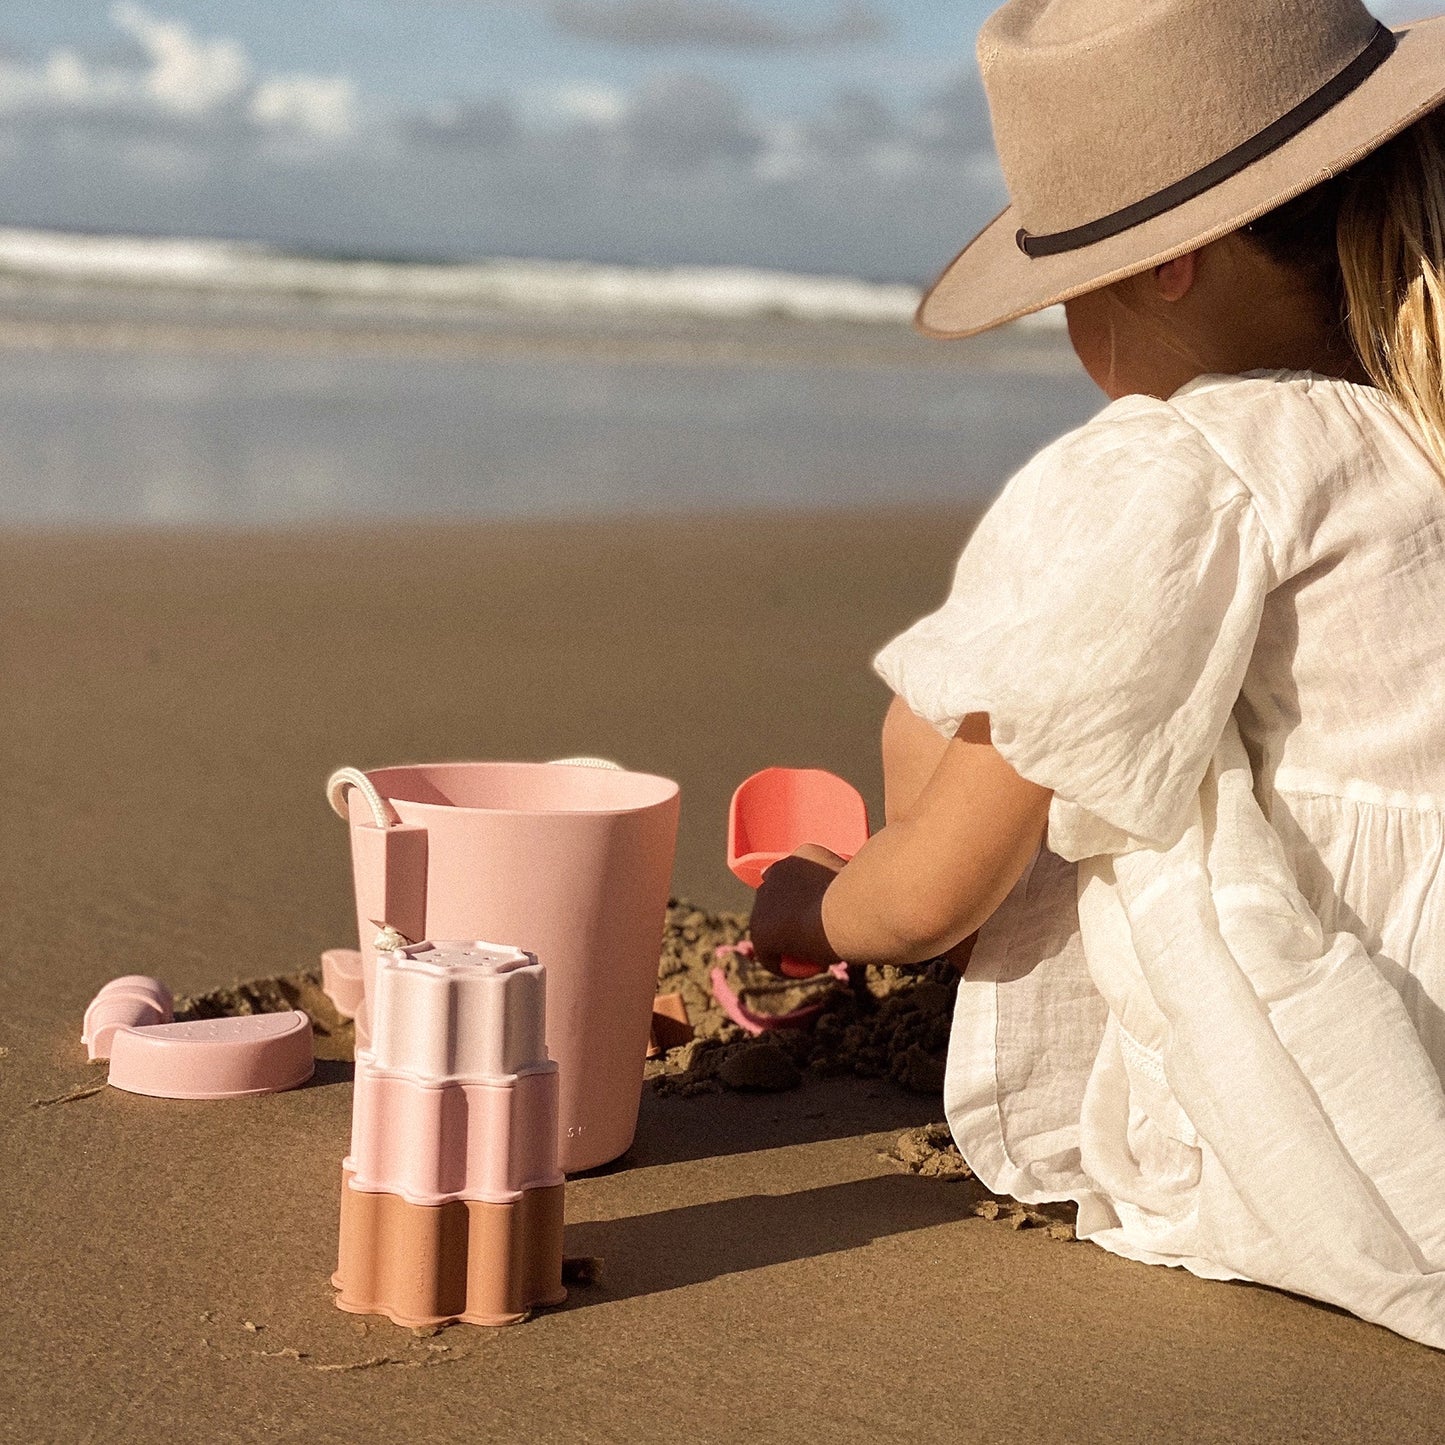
[5,512,1445,1443]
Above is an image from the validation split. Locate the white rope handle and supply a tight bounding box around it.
[326,767,398,828]
[548,757,624,771]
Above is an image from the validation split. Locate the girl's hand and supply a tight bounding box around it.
[747,843,847,975]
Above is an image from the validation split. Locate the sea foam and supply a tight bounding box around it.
[0,226,1066,329]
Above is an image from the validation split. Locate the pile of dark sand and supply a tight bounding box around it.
[177,971,357,1063]
[646,901,956,1098]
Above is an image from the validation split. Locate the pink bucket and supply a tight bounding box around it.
[328,760,680,1173]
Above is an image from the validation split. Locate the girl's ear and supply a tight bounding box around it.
[1154,251,1198,302]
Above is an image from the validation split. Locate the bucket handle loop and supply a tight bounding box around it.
[326,767,399,829]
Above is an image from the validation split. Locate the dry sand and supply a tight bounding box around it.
[5,513,1445,1445]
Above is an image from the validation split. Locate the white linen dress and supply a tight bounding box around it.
[873,370,1445,1349]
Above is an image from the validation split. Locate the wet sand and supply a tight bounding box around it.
[5,513,1445,1443]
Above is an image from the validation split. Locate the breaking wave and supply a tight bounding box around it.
[0,227,1066,329]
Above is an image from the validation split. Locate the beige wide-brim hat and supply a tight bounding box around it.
[918,0,1445,339]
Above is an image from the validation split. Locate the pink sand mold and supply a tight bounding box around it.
[346,1065,562,1205]
[82,976,174,1060]
[364,941,548,1081]
[344,940,562,1205]
[727,767,870,980]
[335,936,567,1326]
[107,1011,315,1099]
[326,759,680,1173]
[710,943,850,1036]
[320,948,365,1019]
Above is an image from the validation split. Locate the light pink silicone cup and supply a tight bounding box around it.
[345,941,562,1204]
[108,1012,315,1099]
[331,763,679,1173]
[320,948,365,1020]
[82,976,174,1060]
[346,1064,561,1205]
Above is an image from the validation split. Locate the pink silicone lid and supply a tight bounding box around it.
[108,1011,315,1099]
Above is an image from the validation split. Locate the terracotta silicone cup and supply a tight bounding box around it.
[727,767,871,978]
[107,1011,315,1099]
[333,1170,566,1328]
[327,761,680,1173]
[647,992,693,1059]
[82,976,174,1060]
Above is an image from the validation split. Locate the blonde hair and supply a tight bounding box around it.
[1338,110,1445,474]
[1243,109,1445,473]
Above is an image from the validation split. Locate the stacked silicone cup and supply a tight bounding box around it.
[332,941,567,1328]
[82,976,174,1060]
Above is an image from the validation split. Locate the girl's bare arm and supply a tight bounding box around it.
[823,705,1051,967]
[747,698,1050,972]
[879,695,985,971]
[882,693,951,824]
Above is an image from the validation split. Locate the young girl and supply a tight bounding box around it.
[749,0,1445,1349]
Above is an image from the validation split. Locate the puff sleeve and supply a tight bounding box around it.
[873,394,1278,862]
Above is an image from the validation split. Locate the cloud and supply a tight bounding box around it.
[549,0,886,50]
[0,3,356,142]
[249,75,357,140]
[549,84,627,124]
[111,1,250,115]
[804,86,894,156]
[914,66,993,156]
[616,72,762,167]
[406,95,519,147]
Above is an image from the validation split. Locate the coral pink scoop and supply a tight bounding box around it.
[727,767,870,978]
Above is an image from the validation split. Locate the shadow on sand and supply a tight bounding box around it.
[562,1170,985,1307]
[576,1075,946,1175]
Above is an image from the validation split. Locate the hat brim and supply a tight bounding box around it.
[917,15,1445,340]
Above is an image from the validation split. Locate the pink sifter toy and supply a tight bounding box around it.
[83,975,316,1098]
[332,939,566,1328]
[108,1012,315,1099]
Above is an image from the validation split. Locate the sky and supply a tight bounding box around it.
[0,0,1422,282]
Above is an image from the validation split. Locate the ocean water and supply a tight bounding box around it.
[0,231,1102,528]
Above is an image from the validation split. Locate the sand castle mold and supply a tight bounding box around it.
[334,939,567,1327]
